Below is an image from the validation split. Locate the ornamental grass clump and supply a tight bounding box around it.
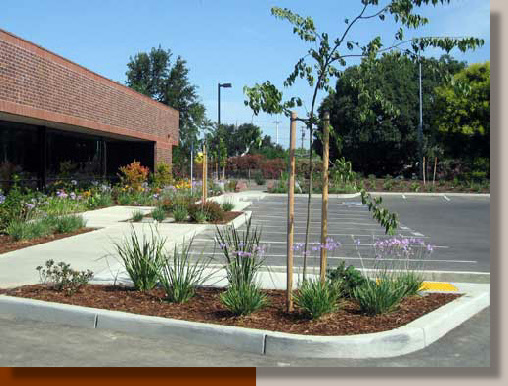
[52,214,87,234]
[216,217,268,315]
[220,282,268,316]
[151,206,166,222]
[350,236,434,316]
[157,238,214,303]
[215,217,265,288]
[294,279,342,320]
[131,210,144,222]
[221,200,235,212]
[172,205,188,222]
[112,226,166,291]
[352,274,406,316]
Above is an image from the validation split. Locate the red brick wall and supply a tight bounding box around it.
[0,29,178,165]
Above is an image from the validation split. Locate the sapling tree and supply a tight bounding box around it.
[244,0,483,280]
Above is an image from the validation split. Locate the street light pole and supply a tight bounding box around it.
[218,82,232,132]
[418,57,423,179]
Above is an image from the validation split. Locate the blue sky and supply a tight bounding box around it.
[1,0,490,148]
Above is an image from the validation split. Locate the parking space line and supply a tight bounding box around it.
[443,195,451,201]
[185,251,475,264]
[191,239,450,248]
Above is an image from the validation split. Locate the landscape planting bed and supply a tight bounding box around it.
[0,284,459,336]
[132,210,244,225]
[0,228,96,255]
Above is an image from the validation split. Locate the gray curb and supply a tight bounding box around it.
[0,286,489,358]
[257,266,490,284]
[367,192,490,197]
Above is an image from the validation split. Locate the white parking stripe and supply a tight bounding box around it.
[186,251,475,264]
[444,195,451,201]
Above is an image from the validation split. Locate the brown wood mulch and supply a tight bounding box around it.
[0,228,96,255]
[0,285,459,336]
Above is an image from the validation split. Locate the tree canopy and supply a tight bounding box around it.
[125,46,209,169]
[315,53,467,176]
[433,62,490,164]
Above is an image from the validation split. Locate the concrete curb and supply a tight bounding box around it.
[0,285,489,358]
[257,266,490,284]
[204,210,252,231]
[367,192,490,198]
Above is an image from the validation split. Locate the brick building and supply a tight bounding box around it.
[0,28,179,190]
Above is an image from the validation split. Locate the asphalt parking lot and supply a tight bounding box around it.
[189,194,490,274]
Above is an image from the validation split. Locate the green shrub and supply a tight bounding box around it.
[153,163,173,188]
[383,176,394,191]
[294,279,341,320]
[220,282,268,316]
[36,259,93,295]
[189,202,225,223]
[352,276,406,316]
[410,182,420,192]
[112,226,166,291]
[254,171,266,186]
[86,192,113,209]
[132,210,144,222]
[151,207,166,222]
[157,238,214,303]
[326,261,367,298]
[221,200,235,212]
[172,205,188,222]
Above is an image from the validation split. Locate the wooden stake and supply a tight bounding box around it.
[287,112,297,313]
[423,156,426,186]
[433,157,437,186]
[320,112,330,284]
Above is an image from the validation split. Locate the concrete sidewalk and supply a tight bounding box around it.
[0,206,213,288]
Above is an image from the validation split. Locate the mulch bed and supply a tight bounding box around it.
[0,285,459,336]
[0,228,96,255]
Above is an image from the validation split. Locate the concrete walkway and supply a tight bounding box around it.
[0,206,212,287]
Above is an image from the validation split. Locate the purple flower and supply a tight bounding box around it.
[25,203,35,210]
[153,193,159,199]
[0,194,6,205]
[56,190,68,199]
[70,192,76,200]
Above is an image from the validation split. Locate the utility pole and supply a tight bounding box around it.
[418,58,424,179]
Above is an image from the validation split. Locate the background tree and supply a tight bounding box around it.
[315,53,467,176]
[243,0,483,280]
[126,46,208,174]
[433,61,490,176]
[205,123,262,157]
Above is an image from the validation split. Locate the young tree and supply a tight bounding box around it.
[244,0,483,280]
[126,47,208,174]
